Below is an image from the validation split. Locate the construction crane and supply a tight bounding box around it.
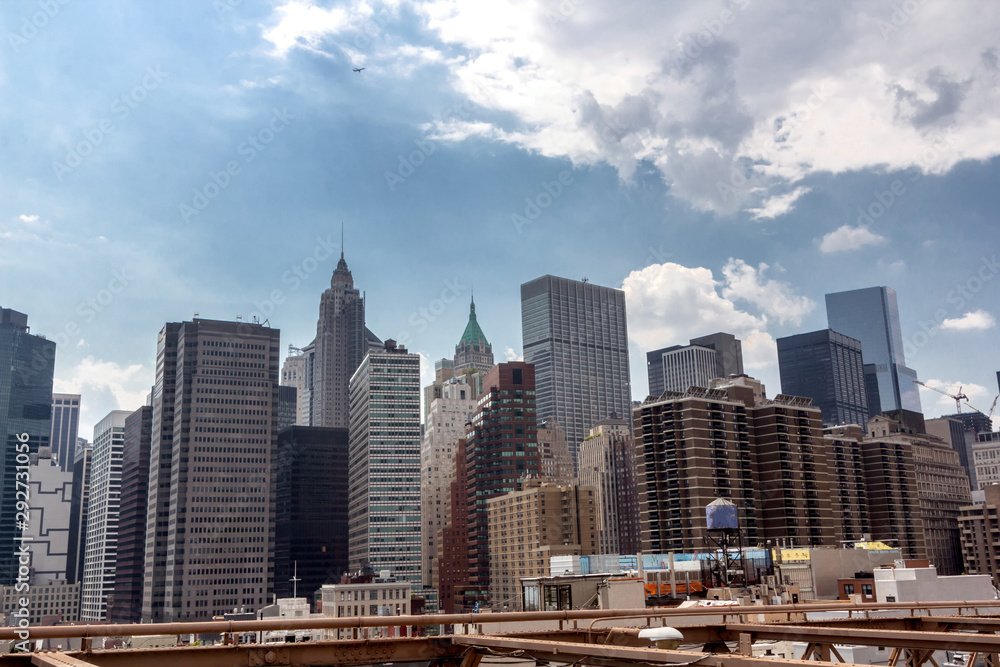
[914,380,969,413]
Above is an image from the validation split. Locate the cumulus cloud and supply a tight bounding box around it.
[504,346,522,361]
[720,258,814,325]
[748,187,811,220]
[919,379,992,414]
[941,309,996,331]
[53,357,148,429]
[19,214,40,224]
[819,225,887,253]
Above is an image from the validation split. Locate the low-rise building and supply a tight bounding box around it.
[958,484,1000,585]
[319,572,412,639]
[0,580,80,626]
[873,562,995,603]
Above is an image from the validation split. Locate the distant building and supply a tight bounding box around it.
[274,426,350,601]
[487,482,597,611]
[66,445,92,585]
[647,333,744,398]
[521,275,632,473]
[347,341,422,585]
[825,286,921,415]
[278,385,297,431]
[537,420,576,486]
[50,394,81,472]
[141,318,281,622]
[81,410,129,622]
[437,438,471,613]
[280,348,307,426]
[0,307,56,585]
[958,484,1000,585]
[578,414,640,555]
[110,405,152,624]
[776,329,868,427]
[0,580,80,626]
[453,296,494,376]
[926,416,975,489]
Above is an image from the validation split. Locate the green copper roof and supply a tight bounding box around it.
[458,297,489,347]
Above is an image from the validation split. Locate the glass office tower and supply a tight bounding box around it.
[777,329,868,427]
[825,286,922,416]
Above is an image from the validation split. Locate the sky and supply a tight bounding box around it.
[2,0,999,436]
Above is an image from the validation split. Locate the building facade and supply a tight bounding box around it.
[578,414,640,555]
[825,286,921,416]
[647,333,744,398]
[453,297,494,376]
[23,446,73,584]
[320,575,412,639]
[274,426,350,600]
[537,420,576,486]
[0,308,56,585]
[141,318,281,622]
[958,484,1000,585]
[110,405,152,623]
[347,341,422,585]
[521,276,631,472]
[66,445,91,585]
[81,410,129,621]
[776,329,868,427]
[50,394,81,472]
[280,349,307,426]
[487,482,597,610]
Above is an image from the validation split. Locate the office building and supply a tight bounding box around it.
[421,376,477,590]
[280,347,307,426]
[424,359,455,424]
[0,581,80,626]
[22,446,73,583]
[66,445,91,585]
[578,414,640,555]
[647,333,744,398]
[347,340,422,585]
[453,296,495,376]
[0,308,56,584]
[110,405,152,624]
[320,573,412,640]
[50,394,80,472]
[141,318,281,622]
[437,438,471,613]
[825,286,921,415]
[521,276,632,470]
[926,416,975,489]
[81,410,129,622]
[776,330,868,427]
[274,426,350,600]
[487,482,597,610]
[464,362,542,604]
[310,251,368,428]
[278,385,297,432]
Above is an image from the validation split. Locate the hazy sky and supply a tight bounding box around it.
[2,0,999,433]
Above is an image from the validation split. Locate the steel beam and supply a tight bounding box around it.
[725,623,1000,653]
[29,655,95,667]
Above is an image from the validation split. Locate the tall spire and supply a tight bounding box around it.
[458,295,488,347]
[334,222,350,277]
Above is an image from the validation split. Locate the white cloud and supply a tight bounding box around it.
[53,357,149,429]
[504,346,522,362]
[19,214,40,224]
[919,379,992,414]
[941,309,996,331]
[262,1,356,57]
[720,258,814,326]
[819,225,887,253]
[748,187,811,220]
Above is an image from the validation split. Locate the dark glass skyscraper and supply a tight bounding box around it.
[825,286,921,415]
[0,308,56,584]
[521,276,631,470]
[50,394,80,472]
[777,329,868,427]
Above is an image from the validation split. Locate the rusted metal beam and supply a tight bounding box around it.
[726,623,1000,653]
[3,601,999,642]
[452,634,845,667]
[29,654,95,667]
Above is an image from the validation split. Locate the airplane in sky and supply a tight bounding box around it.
[353,67,365,73]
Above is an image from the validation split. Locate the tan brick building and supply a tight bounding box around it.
[487,483,597,611]
[959,484,1000,584]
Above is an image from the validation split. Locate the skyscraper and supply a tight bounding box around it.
[66,445,92,585]
[111,405,152,623]
[776,329,868,427]
[647,333,744,397]
[310,252,367,428]
[142,318,280,622]
[22,446,73,583]
[578,414,640,555]
[521,276,631,470]
[825,286,921,415]
[50,393,81,472]
[454,296,494,376]
[82,410,129,622]
[463,362,541,604]
[280,347,307,426]
[0,307,56,584]
[347,340,421,585]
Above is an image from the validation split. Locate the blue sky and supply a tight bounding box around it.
[2,0,999,434]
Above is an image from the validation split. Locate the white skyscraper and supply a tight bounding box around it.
[81,410,128,621]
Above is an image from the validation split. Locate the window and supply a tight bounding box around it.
[843,584,854,595]
[862,584,873,596]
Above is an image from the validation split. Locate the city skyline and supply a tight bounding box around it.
[1,1,999,436]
